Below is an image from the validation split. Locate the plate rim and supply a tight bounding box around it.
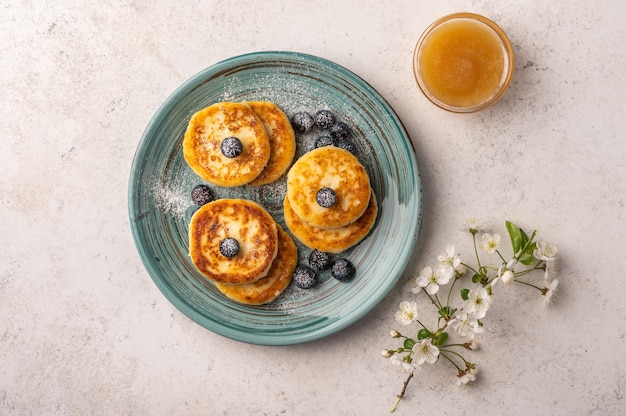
[128,50,422,346]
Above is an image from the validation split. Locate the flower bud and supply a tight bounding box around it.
[381,349,393,358]
[464,340,479,350]
[390,330,401,338]
[455,263,467,278]
[506,258,518,269]
[501,270,514,285]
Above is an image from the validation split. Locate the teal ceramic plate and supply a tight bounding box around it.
[128,51,422,345]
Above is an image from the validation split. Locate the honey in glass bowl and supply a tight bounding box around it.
[414,13,514,113]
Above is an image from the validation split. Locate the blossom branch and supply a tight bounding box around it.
[383,219,561,411]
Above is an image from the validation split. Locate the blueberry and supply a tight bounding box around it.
[331,258,356,282]
[293,265,317,289]
[221,136,243,158]
[314,135,335,149]
[316,187,336,208]
[329,121,351,140]
[191,184,214,206]
[336,138,358,156]
[219,238,240,258]
[314,110,336,129]
[291,112,315,134]
[308,250,332,271]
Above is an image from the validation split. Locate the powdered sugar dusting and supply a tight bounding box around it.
[152,179,191,218]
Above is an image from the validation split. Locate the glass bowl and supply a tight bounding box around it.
[413,12,514,113]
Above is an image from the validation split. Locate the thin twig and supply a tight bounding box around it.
[390,372,414,413]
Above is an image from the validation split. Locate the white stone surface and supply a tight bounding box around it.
[2,1,625,415]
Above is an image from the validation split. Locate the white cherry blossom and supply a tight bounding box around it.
[412,339,440,365]
[459,217,486,233]
[464,287,492,319]
[394,301,418,325]
[415,265,454,295]
[543,279,559,307]
[456,366,478,386]
[479,233,501,254]
[437,244,461,271]
[447,313,484,339]
[390,355,417,372]
[544,259,560,281]
[534,241,558,262]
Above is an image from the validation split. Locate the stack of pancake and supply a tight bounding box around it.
[188,198,297,305]
[284,146,378,254]
[183,101,296,187]
[183,101,298,305]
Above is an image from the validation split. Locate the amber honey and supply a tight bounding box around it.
[414,13,514,112]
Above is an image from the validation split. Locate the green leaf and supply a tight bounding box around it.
[518,241,538,265]
[460,288,470,300]
[520,228,530,248]
[438,306,451,319]
[506,221,524,253]
[471,273,482,284]
[417,329,432,340]
[436,332,449,346]
[403,338,415,349]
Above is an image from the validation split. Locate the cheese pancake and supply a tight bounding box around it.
[188,199,278,285]
[284,190,378,253]
[215,225,297,305]
[246,101,296,186]
[286,146,371,228]
[183,102,271,187]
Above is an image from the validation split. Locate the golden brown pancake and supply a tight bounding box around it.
[188,199,278,285]
[182,102,271,187]
[286,146,371,228]
[284,189,378,253]
[215,225,297,305]
[246,101,296,186]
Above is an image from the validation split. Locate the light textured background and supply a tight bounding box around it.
[2,1,625,415]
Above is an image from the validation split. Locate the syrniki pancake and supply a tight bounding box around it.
[183,102,271,187]
[188,199,278,285]
[246,101,296,186]
[284,190,378,254]
[215,225,297,305]
[286,146,371,228]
